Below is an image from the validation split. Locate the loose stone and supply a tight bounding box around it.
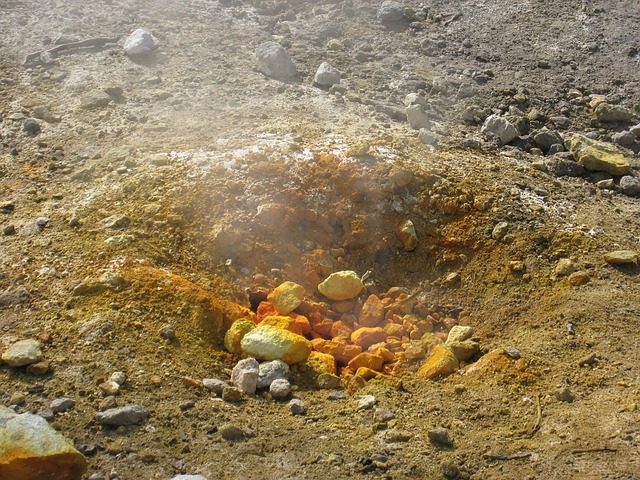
[604,250,638,265]
[255,41,297,80]
[124,28,158,56]
[95,405,149,426]
[269,379,292,400]
[428,427,453,447]
[231,358,259,394]
[2,339,43,367]
[317,271,364,300]
[313,62,341,86]
[257,359,290,389]
[356,395,377,410]
[219,424,245,441]
[289,398,306,415]
[202,378,229,395]
[50,398,75,413]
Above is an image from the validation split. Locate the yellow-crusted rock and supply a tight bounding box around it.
[240,325,311,364]
[566,133,630,175]
[259,315,310,336]
[305,351,337,376]
[0,406,88,480]
[356,367,383,380]
[348,352,384,372]
[224,319,256,354]
[417,344,459,379]
[318,271,364,300]
[267,281,305,315]
[358,294,385,327]
[351,327,387,350]
[447,340,480,361]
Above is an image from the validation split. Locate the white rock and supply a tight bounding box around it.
[110,371,126,386]
[289,398,306,414]
[255,41,297,80]
[314,62,341,86]
[257,359,290,389]
[123,28,158,56]
[406,104,429,130]
[404,93,427,108]
[170,475,209,480]
[270,379,292,399]
[1,339,42,367]
[231,358,259,394]
[418,128,437,145]
[378,1,405,22]
[481,114,519,143]
[445,325,474,344]
[356,395,377,410]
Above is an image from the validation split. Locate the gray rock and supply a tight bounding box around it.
[356,395,377,410]
[231,357,259,394]
[406,104,429,129]
[612,131,636,146]
[110,371,126,386]
[430,77,451,95]
[50,398,75,413]
[1,339,42,367]
[255,41,297,80]
[23,118,41,135]
[159,324,176,340]
[317,373,342,389]
[170,476,209,480]
[289,398,306,415]
[327,392,346,400]
[269,379,291,400]
[313,62,341,86]
[428,427,453,446]
[374,408,396,423]
[457,83,477,99]
[533,129,564,152]
[554,387,575,402]
[630,124,640,138]
[378,1,405,22]
[95,405,149,426]
[491,222,509,241]
[619,176,640,196]
[548,143,564,155]
[545,156,586,177]
[481,114,519,143]
[124,28,159,56]
[595,103,634,123]
[257,359,290,389]
[404,93,427,108]
[202,378,229,395]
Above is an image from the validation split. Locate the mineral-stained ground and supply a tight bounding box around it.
[1,0,639,478]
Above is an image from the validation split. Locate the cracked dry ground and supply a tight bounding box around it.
[1,0,640,479]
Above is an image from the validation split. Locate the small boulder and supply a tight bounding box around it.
[481,114,519,143]
[224,319,256,354]
[313,62,341,86]
[123,28,158,56]
[240,326,311,364]
[2,339,42,367]
[398,220,418,251]
[317,271,364,300]
[231,358,260,394]
[619,176,640,197]
[257,359,290,389]
[269,379,291,400]
[95,405,149,426]
[417,344,459,379]
[566,133,630,175]
[594,103,634,123]
[406,104,429,130]
[378,1,405,22]
[267,281,305,315]
[255,41,297,80]
[445,325,474,344]
[604,250,638,265]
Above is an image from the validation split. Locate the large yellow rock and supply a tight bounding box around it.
[0,406,88,480]
[224,319,256,354]
[267,281,305,314]
[417,344,459,379]
[260,315,310,336]
[566,134,630,175]
[240,325,311,364]
[317,271,364,300]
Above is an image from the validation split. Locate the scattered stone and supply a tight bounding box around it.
[202,378,229,395]
[23,118,41,135]
[630,124,640,138]
[289,398,306,415]
[481,114,519,144]
[26,361,50,375]
[99,396,117,411]
[1,339,43,367]
[99,380,121,396]
[612,131,636,146]
[351,327,387,350]
[0,286,30,306]
[267,281,305,315]
[428,427,453,447]
[9,392,26,406]
[224,318,256,354]
[179,400,195,411]
[327,392,346,400]
[445,325,474,344]
[545,155,586,177]
[257,359,290,388]
[578,352,598,367]
[457,82,477,99]
[348,352,384,372]
[417,128,437,146]
[219,424,245,441]
[554,387,575,402]
[124,28,158,56]
[95,405,149,426]
[384,430,413,442]
[418,344,459,379]
[533,129,564,152]
[404,93,427,108]
[313,62,341,86]
[241,326,311,364]
[80,91,112,110]
[619,176,640,197]
[255,41,297,80]
[594,103,634,123]
[358,294,385,327]
[231,358,259,394]
[3,225,15,235]
[405,104,429,129]
[0,406,88,478]
[447,340,480,361]
[50,398,75,413]
[317,271,364,300]
[566,133,630,175]
[356,395,377,410]
[110,371,126,386]
[221,386,243,402]
[326,39,344,51]
[491,221,509,241]
[317,373,342,389]
[604,250,638,265]
[378,1,405,22]
[554,258,576,276]
[568,271,590,286]
[159,324,176,340]
[269,379,291,399]
[374,408,395,423]
[170,476,209,480]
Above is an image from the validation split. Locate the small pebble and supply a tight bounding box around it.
[219,424,245,441]
[36,217,49,227]
[373,408,395,423]
[159,324,176,340]
[555,386,575,402]
[9,392,26,406]
[38,409,55,421]
[269,379,291,400]
[221,386,243,403]
[578,352,597,367]
[356,395,377,410]
[289,398,306,415]
[327,392,346,400]
[202,378,229,395]
[179,400,195,411]
[50,397,75,413]
[99,396,118,411]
